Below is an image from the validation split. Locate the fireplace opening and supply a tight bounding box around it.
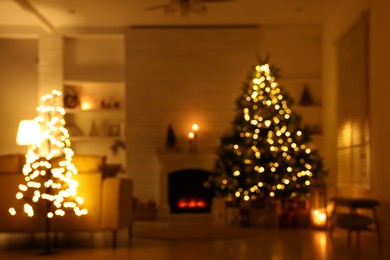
[168,168,214,214]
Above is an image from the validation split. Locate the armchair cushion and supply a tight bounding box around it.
[72,155,104,172]
[0,154,25,173]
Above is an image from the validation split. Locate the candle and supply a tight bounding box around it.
[192,123,199,132]
[188,123,199,153]
[188,132,195,140]
[81,102,90,110]
[80,95,96,110]
[311,208,327,227]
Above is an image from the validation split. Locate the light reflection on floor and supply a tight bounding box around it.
[0,219,387,260]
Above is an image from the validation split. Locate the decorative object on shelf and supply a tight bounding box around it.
[165,124,177,150]
[64,86,80,108]
[111,139,126,155]
[101,98,121,109]
[89,120,99,137]
[299,84,314,106]
[10,90,87,254]
[66,123,84,136]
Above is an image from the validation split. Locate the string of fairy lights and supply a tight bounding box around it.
[217,63,316,203]
[9,90,87,218]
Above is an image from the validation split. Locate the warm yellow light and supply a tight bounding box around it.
[16,192,23,199]
[55,209,65,216]
[9,208,16,216]
[81,103,90,110]
[312,208,327,227]
[260,64,269,72]
[188,132,195,140]
[16,120,42,145]
[18,184,27,191]
[192,123,199,132]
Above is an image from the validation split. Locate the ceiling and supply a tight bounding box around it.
[0,0,342,33]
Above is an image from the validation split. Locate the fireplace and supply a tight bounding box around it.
[157,150,217,216]
[168,169,214,214]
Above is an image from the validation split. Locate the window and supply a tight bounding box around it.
[336,13,371,190]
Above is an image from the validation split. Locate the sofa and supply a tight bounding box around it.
[0,154,134,248]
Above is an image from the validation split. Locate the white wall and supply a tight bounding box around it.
[125,26,322,204]
[370,0,390,203]
[0,38,38,155]
[64,36,125,82]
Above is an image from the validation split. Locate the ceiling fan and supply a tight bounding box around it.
[145,0,236,16]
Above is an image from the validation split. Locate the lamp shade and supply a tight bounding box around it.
[16,120,42,145]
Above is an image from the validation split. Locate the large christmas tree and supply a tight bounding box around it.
[212,60,325,206]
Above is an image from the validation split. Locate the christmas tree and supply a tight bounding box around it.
[9,90,87,226]
[212,60,324,206]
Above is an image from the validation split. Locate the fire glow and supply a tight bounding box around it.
[177,198,207,209]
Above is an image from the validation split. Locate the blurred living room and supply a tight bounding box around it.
[0,0,389,259]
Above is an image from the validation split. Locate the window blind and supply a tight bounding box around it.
[336,13,371,190]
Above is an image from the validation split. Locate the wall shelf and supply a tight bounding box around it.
[65,108,125,114]
[70,136,124,142]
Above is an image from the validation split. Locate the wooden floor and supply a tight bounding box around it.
[0,215,388,260]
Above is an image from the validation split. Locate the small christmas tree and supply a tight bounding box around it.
[165,124,177,149]
[211,59,325,206]
[9,90,87,252]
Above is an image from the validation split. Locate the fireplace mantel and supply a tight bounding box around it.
[157,149,217,216]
